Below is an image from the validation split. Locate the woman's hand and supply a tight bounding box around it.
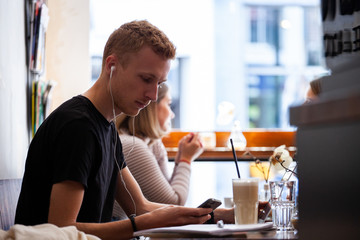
[214,208,235,224]
[175,133,204,164]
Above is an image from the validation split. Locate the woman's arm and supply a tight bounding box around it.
[121,135,190,205]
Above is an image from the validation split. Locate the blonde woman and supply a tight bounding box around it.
[113,84,203,219]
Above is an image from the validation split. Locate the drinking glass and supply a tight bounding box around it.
[269,181,296,231]
[232,178,259,224]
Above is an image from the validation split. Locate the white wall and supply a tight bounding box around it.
[0,0,28,179]
[0,0,91,179]
[46,0,91,111]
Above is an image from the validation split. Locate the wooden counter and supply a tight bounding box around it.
[162,130,296,161]
[166,146,297,161]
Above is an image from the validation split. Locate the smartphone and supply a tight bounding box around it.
[197,198,222,210]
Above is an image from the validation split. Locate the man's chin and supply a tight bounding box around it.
[125,109,141,117]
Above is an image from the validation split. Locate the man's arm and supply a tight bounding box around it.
[48,180,84,226]
[48,180,138,240]
[116,167,235,225]
[213,207,235,224]
[48,173,212,240]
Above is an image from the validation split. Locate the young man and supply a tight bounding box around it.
[15,20,233,240]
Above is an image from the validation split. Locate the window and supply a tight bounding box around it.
[89,0,310,207]
[90,0,327,131]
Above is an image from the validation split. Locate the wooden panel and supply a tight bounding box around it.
[290,88,360,239]
[0,179,22,230]
[290,93,360,126]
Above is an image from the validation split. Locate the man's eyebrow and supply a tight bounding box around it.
[139,72,168,83]
[139,72,155,77]
[142,73,164,81]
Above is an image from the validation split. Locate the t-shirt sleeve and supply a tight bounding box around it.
[51,120,98,189]
[116,134,126,170]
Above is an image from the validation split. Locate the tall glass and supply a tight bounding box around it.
[269,181,296,231]
[232,178,259,224]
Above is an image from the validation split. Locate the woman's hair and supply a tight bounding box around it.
[116,83,170,141]
[309,78,322,96]
[102,20,176,70]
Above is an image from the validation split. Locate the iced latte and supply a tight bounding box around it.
[232,178,259,224]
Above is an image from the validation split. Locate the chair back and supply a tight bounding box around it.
[0,179,22,230]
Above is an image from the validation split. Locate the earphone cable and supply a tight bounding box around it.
[109,69,136,216]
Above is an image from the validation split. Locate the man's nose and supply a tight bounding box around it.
[146,84,158,102]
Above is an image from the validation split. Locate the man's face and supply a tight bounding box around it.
[111,46,171,116]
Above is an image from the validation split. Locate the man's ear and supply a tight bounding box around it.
[105,54,118,75]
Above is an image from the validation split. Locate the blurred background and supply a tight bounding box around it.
[90,0,328,132]
[87,0,325,206]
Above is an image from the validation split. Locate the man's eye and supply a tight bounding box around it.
[142,77,151,83]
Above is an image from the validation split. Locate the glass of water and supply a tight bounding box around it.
[269,181,296,231]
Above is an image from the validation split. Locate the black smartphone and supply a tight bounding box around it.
[197,198,222,210]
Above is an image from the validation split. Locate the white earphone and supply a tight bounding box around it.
[108,64,137,216]
[110,66,115,79]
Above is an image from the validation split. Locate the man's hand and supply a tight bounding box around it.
[258,201,271,222]
[213,201,271,224]
[214,208,235,224]
[135,206,212,230]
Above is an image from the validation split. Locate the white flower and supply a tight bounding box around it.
[270,145,293,171]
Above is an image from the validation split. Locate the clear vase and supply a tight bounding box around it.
[227,120,247,150]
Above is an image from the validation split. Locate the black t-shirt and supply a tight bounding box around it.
[15,95,126,225]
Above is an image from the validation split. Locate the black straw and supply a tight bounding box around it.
[230,138,241,179]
